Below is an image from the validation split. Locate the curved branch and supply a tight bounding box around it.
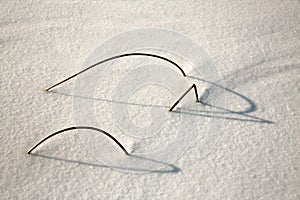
[27,126,130,155]
[45,53,187,91]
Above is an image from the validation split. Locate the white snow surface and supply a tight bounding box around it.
[1,0,300,199]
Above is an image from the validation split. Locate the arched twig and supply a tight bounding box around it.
[27,126,130,155]
[44,53,187,91]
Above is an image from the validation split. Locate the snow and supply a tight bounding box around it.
[1,0,299,199]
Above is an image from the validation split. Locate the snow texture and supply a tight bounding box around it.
[1,0,299,199]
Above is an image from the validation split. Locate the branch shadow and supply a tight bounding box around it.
[173,108,273,124]
[37,76,273,172]
[48,90,168,109]
[184,76,273,124]
[30,153,180,174]
[188,75,256,114]
[47,76,273,124]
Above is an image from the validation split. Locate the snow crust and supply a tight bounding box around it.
[1,0,299,199]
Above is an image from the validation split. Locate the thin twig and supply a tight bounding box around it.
[27,126,130,156]
[169,84,199,111]
[44,53,187,91]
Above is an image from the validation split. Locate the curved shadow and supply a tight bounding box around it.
[188,63,300,115]
[27,126,130,155]
[29,153,180,174]
[45,53,187,91]
[172,109,273,124]
[184,76,273,123]
[48,90,272,124]
[188,76,257,114]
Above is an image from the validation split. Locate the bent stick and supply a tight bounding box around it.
[28,126,130,155]
[169,84,199,111]
[44,53,187,91]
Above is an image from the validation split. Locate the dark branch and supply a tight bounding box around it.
[44,53,187,91]
[169,84,199,111]
[27,126,130,156]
